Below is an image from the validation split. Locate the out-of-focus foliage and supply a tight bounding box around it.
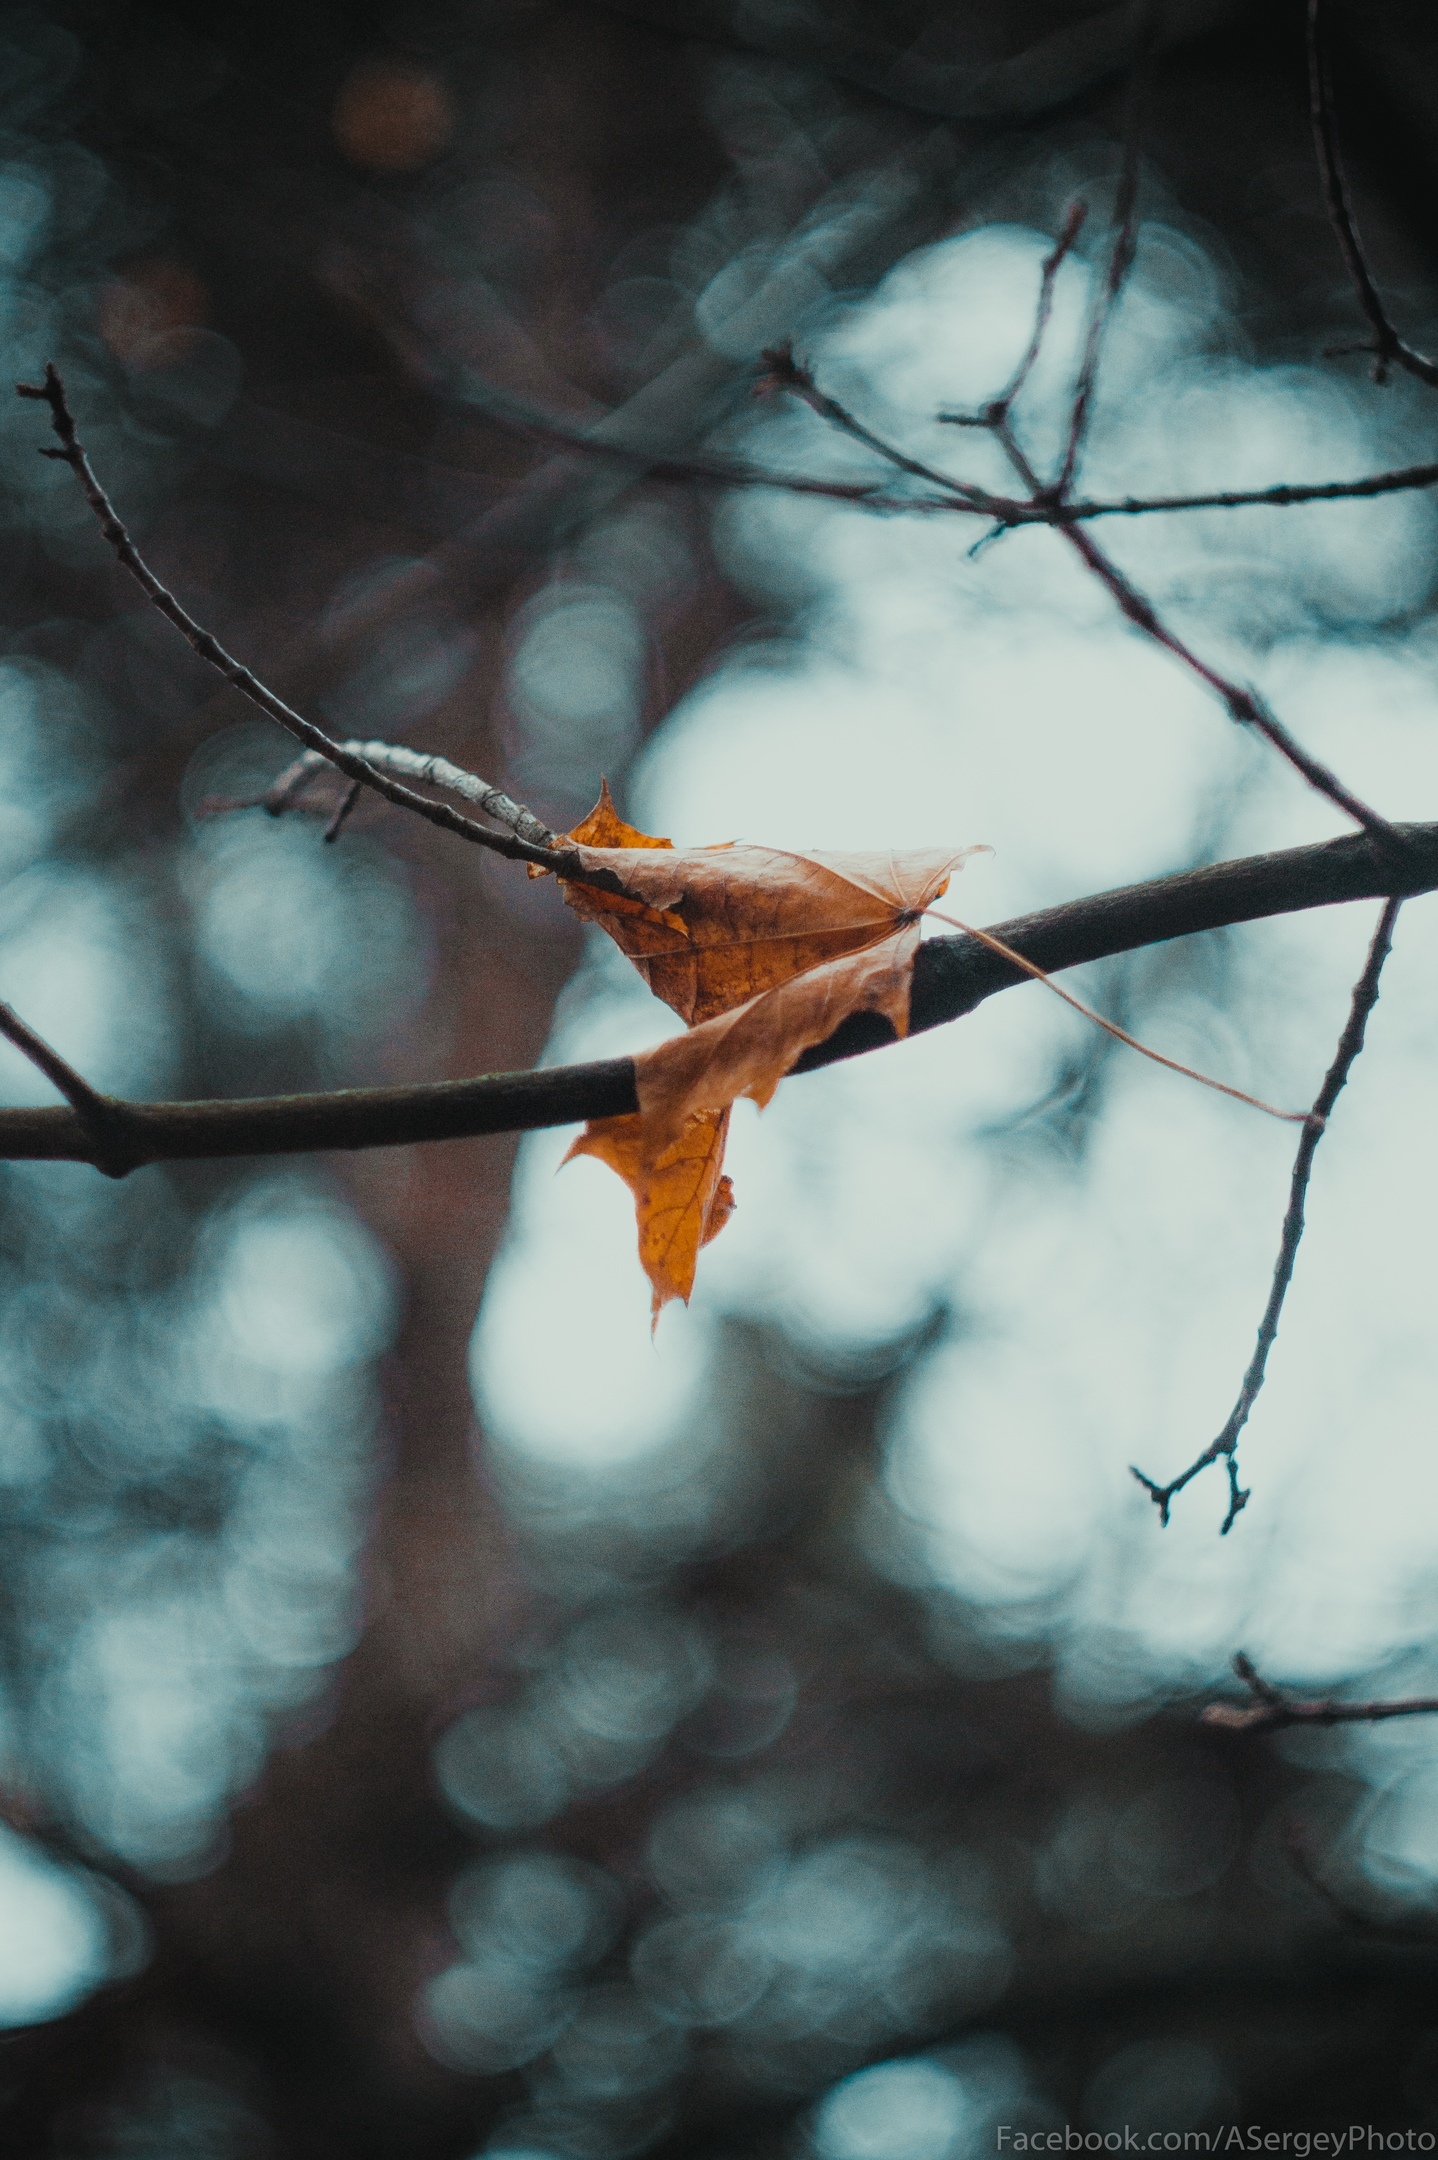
[0,1,412,1957]
[3,4,1438,2158]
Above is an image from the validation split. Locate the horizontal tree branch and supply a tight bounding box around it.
[466,367,1438,528]
[1071,461,1438,519]
[4,821,1435,1176]
[1203,1652,1438,1733]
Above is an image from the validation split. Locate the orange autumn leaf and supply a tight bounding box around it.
[558,825,979,1026]
[553,776,675,857]
[566,1105,734,1319]
[553,787,982,1318]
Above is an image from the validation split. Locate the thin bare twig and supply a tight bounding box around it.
[988,403,1404,846]
[924,905,1307,1124]
[746,254,1406,847]
[0,1002,127,1175]
[1070,528,1398,844]
[54,348,1403,893]
[757,341,998,509]
[1203,1651,1438,1733]
[1067,461,1438,519]
[13,367,621,893]
[1054,64,1147,499]
[459,370,957,512]
[932,147,1408,845]
[1308,0,1438,389]
[323,780,364,844]
[992,200,1089,421]
[711,71,1414,855]
[1133,896,1401,1530]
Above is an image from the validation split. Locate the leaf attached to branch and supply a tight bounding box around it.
[552,788,981,1318]
[565,1105,735,1315]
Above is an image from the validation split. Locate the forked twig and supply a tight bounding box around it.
[13,367,621,893]
[323,780,364,843]
[755,264,1405,847]
[757,341,996,509]
[736,51,1416,851]
[0,1002,126,1175]
[1308,0,1438,389]
[472,370,1438,525]
[157,275,1413,891]
[988,199,1089,423]
[1133,896,1401,1530]
[979,395,1404,847]
[1204,1651,1438,1734]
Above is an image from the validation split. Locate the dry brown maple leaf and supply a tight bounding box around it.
[547,787,980,1319]
[566,1103,735,1318]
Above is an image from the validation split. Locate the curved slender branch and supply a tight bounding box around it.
[961,383,1402,842]
[755,341,995,507]
[13,368,623,895]
[3,820,1434,1176]
[1308,0,1438,389]
[1133,896,1401,1530]
[1054,57,1146,499]
[925,903,1307,1123]
[742,331,1407,843]
[992,200,1089,420]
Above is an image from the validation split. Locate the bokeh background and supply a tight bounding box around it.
[4,2,1438,2153]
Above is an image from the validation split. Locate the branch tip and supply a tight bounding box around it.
[1135,897,1400,1533]
[1307,0,1438,391]
[1201,1650,1438,1739]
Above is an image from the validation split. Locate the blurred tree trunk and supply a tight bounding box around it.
[8,4,1438,2155]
